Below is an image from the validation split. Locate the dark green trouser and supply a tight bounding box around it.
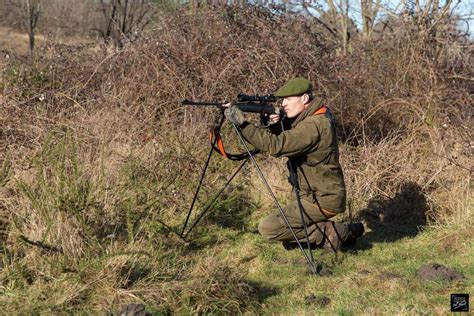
[258,197,330,244]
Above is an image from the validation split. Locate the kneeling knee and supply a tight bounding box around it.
[258,217,280,241]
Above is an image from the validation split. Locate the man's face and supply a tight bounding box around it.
[282,95,308,118]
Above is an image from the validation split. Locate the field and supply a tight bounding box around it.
[0,5,472,315]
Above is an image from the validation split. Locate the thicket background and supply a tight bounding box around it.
[0,1,472,314]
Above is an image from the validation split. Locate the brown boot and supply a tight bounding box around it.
[342,222,365,246]
[317,221,349,252]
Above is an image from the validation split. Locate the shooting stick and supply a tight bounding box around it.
[179,111,321,275]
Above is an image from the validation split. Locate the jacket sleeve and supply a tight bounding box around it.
[240,117,321,157]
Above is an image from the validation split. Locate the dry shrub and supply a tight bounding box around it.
[0,3,470,238]
[334,17,472,224]
[330,15,472,141]
[341,122,470,224]
[1,5,471,224]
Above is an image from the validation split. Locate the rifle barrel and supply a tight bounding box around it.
[181,100,224,106]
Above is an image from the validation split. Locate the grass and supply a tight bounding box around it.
[215,223,473,314]
[0,123,471,315]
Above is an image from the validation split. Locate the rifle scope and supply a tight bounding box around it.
[237,94,277,103]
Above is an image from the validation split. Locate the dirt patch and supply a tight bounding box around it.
[304,293,331,307]
[417,263,464,282]
[318,264,334,276]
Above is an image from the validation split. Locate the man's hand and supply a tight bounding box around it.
[224,104,246,127]
[268,114,281,125]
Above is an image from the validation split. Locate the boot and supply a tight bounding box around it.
[318,221,349,252]
[282,222,365,251]
[342,222,365,246]
[282,225,325,251]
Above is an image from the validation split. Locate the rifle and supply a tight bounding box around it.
[181,93,283,161]
[181,93,281,115]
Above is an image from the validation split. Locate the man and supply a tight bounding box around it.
[224,78,363,251]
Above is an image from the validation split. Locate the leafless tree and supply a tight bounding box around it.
[300,0,460,52]
[302,0,354,54]
[360,0,381,39]
[402,0,458,29]
[8,0,41,59]
[96,0,156,48]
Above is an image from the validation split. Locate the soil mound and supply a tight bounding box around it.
[318,265,334,276]
[417,263,464,282]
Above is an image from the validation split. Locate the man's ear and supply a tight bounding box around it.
[301,93,310,104]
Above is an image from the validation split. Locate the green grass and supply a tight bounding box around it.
[212,223,473,315]
[1,133,472,315]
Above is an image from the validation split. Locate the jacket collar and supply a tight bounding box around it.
[291,97,324,127]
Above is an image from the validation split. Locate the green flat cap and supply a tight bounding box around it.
[275,78,313,97]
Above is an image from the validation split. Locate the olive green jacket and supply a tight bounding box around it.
[240,98,346,213]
